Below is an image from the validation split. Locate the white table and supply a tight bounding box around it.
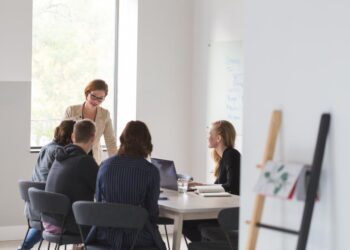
[158,189,240,250]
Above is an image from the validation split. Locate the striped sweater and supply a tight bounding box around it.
[88,155,166,250]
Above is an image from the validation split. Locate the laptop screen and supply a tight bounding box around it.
[151,158,178,191]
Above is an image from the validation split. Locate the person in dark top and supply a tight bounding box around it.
[19,120,75,250]
[45,119,99,234]
[183,120,241,242]
[87,120,166,250]
[210,120,240,195]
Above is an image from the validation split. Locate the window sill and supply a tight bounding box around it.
[30,145,108,153]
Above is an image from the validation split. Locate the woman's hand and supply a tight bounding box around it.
[188,181,205,187]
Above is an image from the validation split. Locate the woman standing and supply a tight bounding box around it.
[65,79,117,164]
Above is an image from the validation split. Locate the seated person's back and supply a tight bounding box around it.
[45,119,99,234]
[88,120,166,250]
[19,120,75,250]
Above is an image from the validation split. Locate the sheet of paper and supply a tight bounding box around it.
[254,161,305,199]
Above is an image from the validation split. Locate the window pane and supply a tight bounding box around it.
[31,0,116,146]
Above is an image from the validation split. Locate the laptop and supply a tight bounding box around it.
[151,158,178,191]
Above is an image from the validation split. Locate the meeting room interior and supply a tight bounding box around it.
[0,0,349,250]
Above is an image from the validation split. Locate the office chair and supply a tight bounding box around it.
[72,201,158,250]
[18,180,46,250]
[189,208,239,250]
[28,188,81,250]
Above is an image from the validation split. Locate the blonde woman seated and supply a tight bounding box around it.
[184,120,241,241]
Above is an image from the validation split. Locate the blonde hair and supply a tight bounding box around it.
[212,120,236,177]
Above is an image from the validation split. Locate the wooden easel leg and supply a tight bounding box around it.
[246,110,282,250]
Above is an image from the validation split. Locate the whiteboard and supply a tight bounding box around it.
[207,41,244,150]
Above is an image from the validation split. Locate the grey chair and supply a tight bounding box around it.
[72,201,158,250]
[189,208,239,250]
[28,188,81,250]
[18,180,46,250]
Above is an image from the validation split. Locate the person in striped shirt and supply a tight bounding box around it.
[87,120,166,250]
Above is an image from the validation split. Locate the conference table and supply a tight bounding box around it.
[158,189,240,250]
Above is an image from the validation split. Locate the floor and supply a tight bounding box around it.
[0,234,188,250]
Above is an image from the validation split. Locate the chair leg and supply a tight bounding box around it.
[183,235,189,247]
[47,242,51,250]
[37,239,43,249]
[65,245,67,250]
[163,225,171,250]
[21,227,30,250]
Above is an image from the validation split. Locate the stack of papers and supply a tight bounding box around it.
[194,185,231,197]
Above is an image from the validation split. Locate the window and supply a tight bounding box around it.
[31,0,116,147]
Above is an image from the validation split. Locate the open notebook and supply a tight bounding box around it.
[194,184,231,197]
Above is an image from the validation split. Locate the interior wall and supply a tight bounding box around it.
[0,0,36,238]
[0,0,32,81]
[136,0,194,175]
[242,1,350,249]
[191,0,243,182]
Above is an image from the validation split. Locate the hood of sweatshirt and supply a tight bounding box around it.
[55,144,86,162]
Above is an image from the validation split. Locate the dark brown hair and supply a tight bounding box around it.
[118,120,153,158]
[73,119,96,143]
[53,120,76,146]
[84,79,108,98]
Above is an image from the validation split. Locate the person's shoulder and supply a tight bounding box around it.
[147,161,160,175]
[67,104,82,109]
[97,106,110,116]
[80,154,99,167]
[100,155,117,168]
[225,147,241,158]
[46,141,61,151]
[39,141,60,154]
[66,104,83,115]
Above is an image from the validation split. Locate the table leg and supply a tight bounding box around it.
[172,214,184,250]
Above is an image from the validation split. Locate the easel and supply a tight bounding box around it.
[246,112,331,250]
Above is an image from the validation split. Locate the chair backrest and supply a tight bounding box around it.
[72,201,148,230]
[218,207,239,232]
[18,180,46,202]
[28,187,71,217]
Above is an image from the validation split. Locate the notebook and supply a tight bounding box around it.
[151,158,178,191]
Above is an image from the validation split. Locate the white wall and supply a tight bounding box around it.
[191,0,243,182]
[0,0,36,239]
[136,0,193,175]
[0,0,32,81]
[242,1,350,249]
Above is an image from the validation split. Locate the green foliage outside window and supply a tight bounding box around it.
[31,0,115,146]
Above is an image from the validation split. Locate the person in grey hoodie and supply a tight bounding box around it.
[45,119,99,234]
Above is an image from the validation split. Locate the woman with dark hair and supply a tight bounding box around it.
[87,120,166,250]
[32,119,76,182]
[18,119,76,250]
[65,79,117,164]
